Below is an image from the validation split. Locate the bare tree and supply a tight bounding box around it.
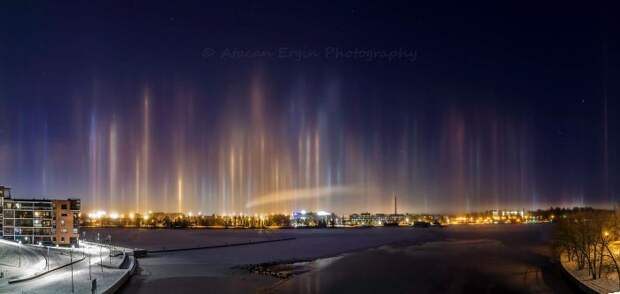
[553,209,615,280]
[599,212,620,289]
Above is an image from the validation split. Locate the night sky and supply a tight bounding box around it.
[0,2,618,214]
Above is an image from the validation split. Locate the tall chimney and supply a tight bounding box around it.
[394,193,397,215]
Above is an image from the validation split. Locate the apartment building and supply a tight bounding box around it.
[0,185,80,246]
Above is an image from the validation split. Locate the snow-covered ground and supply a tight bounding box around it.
[562,255,619,293]
[0,239,49,280]
[0,240,132,294]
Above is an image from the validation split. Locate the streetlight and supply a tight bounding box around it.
[108,234,112,265]
[17,240,22,268]
[97,232,103,272]
[99,243,103,273]
[88,245,92,280]
[70,245,75,293]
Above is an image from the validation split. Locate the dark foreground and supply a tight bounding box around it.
[85,225,577,294]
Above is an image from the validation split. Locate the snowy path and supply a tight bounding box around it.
[0,241,132,294]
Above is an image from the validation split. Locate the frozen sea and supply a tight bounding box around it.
[84,224,578,294]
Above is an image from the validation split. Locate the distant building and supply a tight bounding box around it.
[375,213,388,224]
[349,212,374,225]
[0,185,80,246]
[291,210,336,227]
[348,212,406,226]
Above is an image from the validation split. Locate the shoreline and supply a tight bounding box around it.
[236,233,445,282]
[81,223,544,230]
[559,254,618,293]
[243,227,578,293]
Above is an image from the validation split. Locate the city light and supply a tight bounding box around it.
[88,210,107,219]
[76,207,563,229]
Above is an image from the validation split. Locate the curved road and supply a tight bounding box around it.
[0,241,129,293]
[0,240,47,280]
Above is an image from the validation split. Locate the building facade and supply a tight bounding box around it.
[52,199,81,245]
[0,186,8,237]
[0,185,80,246]
[2,198,54,244]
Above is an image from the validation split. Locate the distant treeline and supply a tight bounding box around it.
[83,213,292,229]
[533,206,602,219]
